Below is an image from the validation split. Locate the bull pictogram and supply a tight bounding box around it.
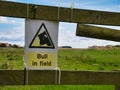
[29,23,55,49]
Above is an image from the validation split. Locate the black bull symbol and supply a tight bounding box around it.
[38,31,51,46]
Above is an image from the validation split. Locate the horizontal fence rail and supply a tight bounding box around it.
[0,70,120,85]
[0,1,120,26]
[76,24,120,42]
[1,1,120,90]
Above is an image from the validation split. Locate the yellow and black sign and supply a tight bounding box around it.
[27,52,56,68]
[25,20,58,69]
[29,23,55,49]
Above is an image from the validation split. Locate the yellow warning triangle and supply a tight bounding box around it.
[29,23,55,49]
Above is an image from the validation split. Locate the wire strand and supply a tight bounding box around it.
[70,3,74,22]
[27,4,29,19]
[55,67,61,84]
[58,7,60,21]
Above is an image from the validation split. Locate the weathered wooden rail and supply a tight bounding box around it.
[0,70,120,85]
[0,1,120,26]
[0,70,120,89]
[76,24,120,42]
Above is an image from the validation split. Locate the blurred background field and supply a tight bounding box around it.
[0,47,120,90]
[0,47,120,71]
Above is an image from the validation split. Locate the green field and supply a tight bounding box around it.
[0,47,120,90]
[58,48,120,71]
[0,85,114,90]
[1,47,120,71]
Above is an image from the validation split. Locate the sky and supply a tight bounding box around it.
[0,0,120,48]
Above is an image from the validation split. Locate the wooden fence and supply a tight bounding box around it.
[0,70,120,85]
[0,1,120,26]
[0,1,120,90]
[76,24,120,42]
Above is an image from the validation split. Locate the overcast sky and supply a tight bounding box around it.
[0,0,120,48]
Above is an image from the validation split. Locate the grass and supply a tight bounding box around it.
[0,47,120,90]
[0,47,120,71]
[0,85,114,90]
[0,47,24,69]
[58,48,120,71]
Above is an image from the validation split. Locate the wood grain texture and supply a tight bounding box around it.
[0,1,120,25]
[0,70,24,85]
[76,24,120,42]
[0,70,120,85]
[115,85,120,90]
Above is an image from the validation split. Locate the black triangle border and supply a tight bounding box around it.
[29,23,55,49]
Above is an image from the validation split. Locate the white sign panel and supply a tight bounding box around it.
[25,20,59,69]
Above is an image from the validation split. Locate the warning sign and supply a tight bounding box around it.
[29,23,55,49]
[25,20,58,69]
[27,52,56,68]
